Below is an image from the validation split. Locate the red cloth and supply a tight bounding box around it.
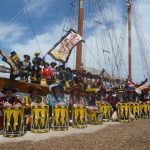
[41,67,53,80]
[0,96,22,106]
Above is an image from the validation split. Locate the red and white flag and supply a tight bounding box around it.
[128,80,136,88]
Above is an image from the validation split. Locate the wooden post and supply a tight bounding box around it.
[76,0,84,70]
[128,0,132,80]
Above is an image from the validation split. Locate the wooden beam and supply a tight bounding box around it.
[128,0,132,80]
[76,0,84,70]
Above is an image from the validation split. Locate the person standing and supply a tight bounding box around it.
[20,55,31,82]
[41,62,54,85]
[32,52,43,66]
[30,61,41,84]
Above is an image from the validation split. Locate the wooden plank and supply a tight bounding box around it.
[0,77,49,96]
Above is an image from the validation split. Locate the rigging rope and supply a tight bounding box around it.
[91,0,111,74]
[92,0,117,76]
[0,10,24,37]
[61,0,78,68]
[84,42,102,70]
[132,1,150,80]
[23,0,42,57]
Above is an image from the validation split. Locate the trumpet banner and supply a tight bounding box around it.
[47,29,84,63]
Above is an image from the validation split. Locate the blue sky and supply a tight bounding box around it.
[0,0,70,50]
[0,0,150,83]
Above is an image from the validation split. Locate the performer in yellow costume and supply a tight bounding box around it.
[22,88,45,129]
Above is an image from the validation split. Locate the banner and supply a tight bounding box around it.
[47,29,84,63]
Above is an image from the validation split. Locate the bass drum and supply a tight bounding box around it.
[31,105,49,133]
[130,103,140,119]
[3,107,24,137]
[118,103,130,122]
[87,106,103,125]
[72,105,87,128]
[51,106,69,131]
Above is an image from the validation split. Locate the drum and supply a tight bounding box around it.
[51,106,69,131]
[140,102,150,118]
[87,106,103,125]
[148,103,150,118]
[3,107,24,137]
[0,110,3,134]
[98,103,110,121]
[72,105,87,128]
[31,105,49,133]
[118,103,130,122]
[130,103,140,119]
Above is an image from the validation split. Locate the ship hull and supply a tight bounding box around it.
[0,77,49,96]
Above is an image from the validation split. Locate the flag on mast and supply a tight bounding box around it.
[47,29,84,63]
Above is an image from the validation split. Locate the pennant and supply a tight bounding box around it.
[135,84,150,94]
[47,29,84,63]
[128,80,136,88]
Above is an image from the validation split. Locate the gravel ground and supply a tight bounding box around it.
[0,122,119,143]
[0,119,150,150]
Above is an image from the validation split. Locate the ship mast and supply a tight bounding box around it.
[128,0,132,80]
[76,0,84,70]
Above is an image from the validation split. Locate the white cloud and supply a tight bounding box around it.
[0,0,55,42]
[0,22,27,43]
[9,21,66,60]
[24,0,54,17]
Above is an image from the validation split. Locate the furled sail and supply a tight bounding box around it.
[0,49,19,75]
[0,64,10,73]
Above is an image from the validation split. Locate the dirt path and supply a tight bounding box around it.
[0,119,150,150]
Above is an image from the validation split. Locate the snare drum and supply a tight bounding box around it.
[31,105,49,133]
[118,103,130,122]
[87,106,103,125]
[140,102,149,118]
[51,106,69,131]
[72,105,87,128]
[98,103,110,121]
[130,103,140,119]
[3,107,24,137]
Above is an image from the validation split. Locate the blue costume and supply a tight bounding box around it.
[46,93,69,106]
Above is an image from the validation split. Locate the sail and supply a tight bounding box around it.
[0,64,10,73]
[47,29,84,63]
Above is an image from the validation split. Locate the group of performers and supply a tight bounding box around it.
[0,51,150,137]
[0,75,150,137]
